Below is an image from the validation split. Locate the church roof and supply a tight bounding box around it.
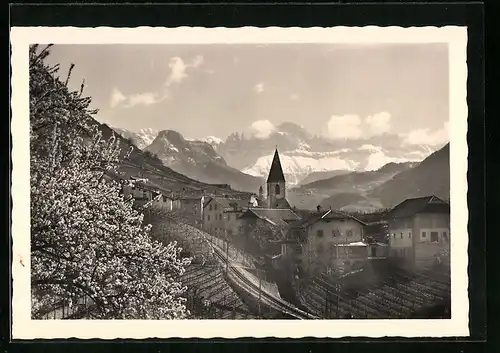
[267,148,286,183]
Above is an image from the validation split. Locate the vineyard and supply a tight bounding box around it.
[150,213,256,319]
[298,265,451,319]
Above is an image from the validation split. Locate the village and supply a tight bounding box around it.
[26,42,453,322]
[119,148,451,319]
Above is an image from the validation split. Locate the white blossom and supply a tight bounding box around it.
[30,45,190,319]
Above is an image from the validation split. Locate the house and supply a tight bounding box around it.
[386,195,450,268]
[177,195,205,225]
[203,197,254,237]
[282,209,386,277]
[238,207,301,255]
[121,179,175,211]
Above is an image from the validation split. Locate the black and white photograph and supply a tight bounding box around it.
[11,26,469,338]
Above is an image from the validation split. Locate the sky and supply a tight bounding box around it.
[45,43,449,144]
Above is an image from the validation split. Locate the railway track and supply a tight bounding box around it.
[210,242,317,320]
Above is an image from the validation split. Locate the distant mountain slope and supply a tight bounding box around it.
[298,161,416,192]
[297,170,351,186]
[98,123,252,197]
[287,161,418,211]
[144,130,264,193]
[369,143,450,208]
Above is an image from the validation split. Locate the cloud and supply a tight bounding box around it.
[245,120,276,139]
[110,88,127,108]
[365,112,391,135]
[325,114,363,140]
[165,57,188,86]
[404,121,449,145]
[290,94,299,101]
[359,144,383,153]
[165,55,204,86]
[111,55,203,109]
[123,92,168,108]
[191,55,204,68]
[324,111,394,140]
[254,83,265,94]
[110,88,168,109]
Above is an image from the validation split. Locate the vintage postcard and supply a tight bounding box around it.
[10,26,468,339]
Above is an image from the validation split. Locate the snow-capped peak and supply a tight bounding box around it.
[136,128,159,147]
[200,135,224,145]
[113,127,158,149]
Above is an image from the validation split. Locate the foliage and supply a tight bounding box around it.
[30,44,190,319]
[248,220,288,254]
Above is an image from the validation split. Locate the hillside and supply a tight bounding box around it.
[287,161,417,211]
[98,123,252,198]
[298,161,416,192]
[297,170,351,186]
[144,130,264,193]
[369,143,450,207]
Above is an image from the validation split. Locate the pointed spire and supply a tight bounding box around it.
[267,148,286,183]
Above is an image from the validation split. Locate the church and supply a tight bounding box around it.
[258,148,292,209]
[238,149,300,244]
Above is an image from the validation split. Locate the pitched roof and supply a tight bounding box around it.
[204,196,252,210]
[388,195,450,219]
[267,148,286,183]
[289,209,367,229]
[239,208,301,226]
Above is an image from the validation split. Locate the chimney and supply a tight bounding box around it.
[317,205,322,213]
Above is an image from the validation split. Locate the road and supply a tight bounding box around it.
[208,236,318,320]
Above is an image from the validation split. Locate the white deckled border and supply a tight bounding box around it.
[10,26,469,339]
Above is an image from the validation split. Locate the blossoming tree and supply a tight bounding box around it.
[29,44,190,319]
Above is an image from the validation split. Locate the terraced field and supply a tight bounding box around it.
[298,267,451,319]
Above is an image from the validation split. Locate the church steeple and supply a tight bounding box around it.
[267,148,286,183]
[266,148,287,209]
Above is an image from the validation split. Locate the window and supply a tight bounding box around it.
[214,204,218,210]
[443,231,448,242]
[400,233,403,239]
[207,215,210,221]
[409,232,412,238]
[422,231,427,238]
[332,230,337,237]
[209,204,212,211]
[275,184,280,195]
[228,214,231,221]
[220,213,223,221]
[317,230,324,238]
[347,230,353,237]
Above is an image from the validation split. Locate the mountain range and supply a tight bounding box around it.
[94,123,253,199]
[288,145,449,211]
[112,124,449,210]
[143,130,263,193]
[115,122,438,188]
